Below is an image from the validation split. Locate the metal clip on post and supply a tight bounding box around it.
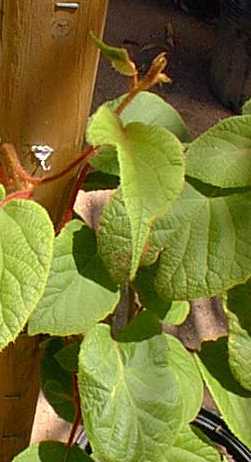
[55,2,80,9]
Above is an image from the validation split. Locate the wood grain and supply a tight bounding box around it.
[0,0,108,223]
[0,1,108,460]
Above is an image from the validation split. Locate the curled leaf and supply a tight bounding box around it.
[90,32,137,77]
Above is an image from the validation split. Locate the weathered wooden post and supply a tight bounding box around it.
[0,1,108,460]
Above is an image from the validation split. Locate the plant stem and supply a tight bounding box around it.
[56,163,90,233]
[40,145,95,185]
[67,374,82,448]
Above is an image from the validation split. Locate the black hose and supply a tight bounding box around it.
[192,408,251,462]
[77,407,251,461]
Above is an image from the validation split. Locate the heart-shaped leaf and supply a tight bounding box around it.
[91,91,190,177]
[88,105,185,279]
[0,200,54,350]
[186,116,251,188]
[148,183,251,300]
[28,220,120,336]
[78,324,184,462]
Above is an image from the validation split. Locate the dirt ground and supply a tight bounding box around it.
[31,0,231,445]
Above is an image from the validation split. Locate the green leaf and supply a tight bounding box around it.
[165,335,203,423]
[97,189,132,283]
[120,91,191,142]
[228,280,251,333]
[163,301,190,325]
[227,310,251,391]
[0,200,54,350]
[41,338,75,422]
[90,32,136,76]
[13,442,93,462]
[28,220,120,336]
[90,91,190,176]
[227,281,251,391]
[135,265,171,319]
[90,146,119,177]
[88,105,185,279]
[55,340,80,373]
[242,98,251,115]
[186,115,251,188]
[78,324,184,462]
[84,170,119,191]
[97,191,158,285]
[0,184,6,200]
[149,183,251,300]
[117,310,162,342]
[165,425,221,462]
[195,338,251,449]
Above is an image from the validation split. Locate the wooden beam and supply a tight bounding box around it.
[0,0,108,223]
[0,1,108,460]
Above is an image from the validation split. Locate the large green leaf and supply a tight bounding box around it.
[91,91,190,177]
[13,442,92,462]
[28,220,120,336]
[186,116,251,188]
[195,339,251,449]
[0,200,53,350]
[165,335,203,423]
[40,338,75,422]
[78,324,184,462]
[165,425,221,462]
[227,281,251,391]
[115,314,202,421]
[97,189,132,284]
[87,105,185,279]
[149,183,251,300]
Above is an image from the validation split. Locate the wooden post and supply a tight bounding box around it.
[0,1,108,460]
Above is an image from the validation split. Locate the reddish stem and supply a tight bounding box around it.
[56,163,90,233]
[0,190,33,208]
[67,374,82,448]
[40,145,95,185]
